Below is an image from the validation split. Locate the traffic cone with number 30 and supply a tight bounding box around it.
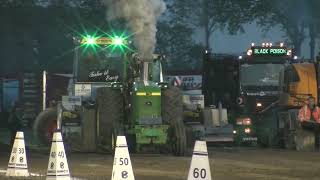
[111,136,135,180]
[6,131,29,177]
[46,130,70,180]
[187,141,212,180]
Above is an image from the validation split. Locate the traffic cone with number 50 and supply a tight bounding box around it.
[111,136,135,180]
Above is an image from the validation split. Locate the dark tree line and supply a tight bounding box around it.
[1,0,320,75]
[0,0,106,75]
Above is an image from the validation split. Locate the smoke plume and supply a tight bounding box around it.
[104,0,166,59]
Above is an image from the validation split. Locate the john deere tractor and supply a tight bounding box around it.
[33,34,186,155]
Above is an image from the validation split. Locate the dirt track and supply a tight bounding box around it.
[1,147,320,180]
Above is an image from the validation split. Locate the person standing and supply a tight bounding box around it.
[298,97,320,123]
[298,97,320,150]
[7,102,23,146]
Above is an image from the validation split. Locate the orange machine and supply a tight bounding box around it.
[277,62,320,151]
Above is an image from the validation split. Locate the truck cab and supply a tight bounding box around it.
[238,43,293,146]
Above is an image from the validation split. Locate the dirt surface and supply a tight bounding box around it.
[0,147,320,180]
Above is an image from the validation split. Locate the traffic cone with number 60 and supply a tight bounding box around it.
[111,136,135,180]
[46,130,70,180]
[187,141,212,180]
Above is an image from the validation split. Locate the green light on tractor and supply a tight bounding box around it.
[112,36,125,46]
[81,35,126,46]
[86,36,96,45]
[80,32,132,53]
[81,35,98,45]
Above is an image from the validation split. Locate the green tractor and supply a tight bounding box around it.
[33,34,187,155]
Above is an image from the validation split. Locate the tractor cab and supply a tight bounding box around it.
[72,35,130,101]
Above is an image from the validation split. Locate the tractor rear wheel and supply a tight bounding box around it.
[96,88,124,152]
[162,87,187,156]
[33,107,57,146]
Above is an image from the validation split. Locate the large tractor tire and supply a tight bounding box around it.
[283,130,297,150]
[81,107,97,152]
[295,127,315,151]
[96,88,124,152]
[281,110,315,151]
[33,107,57,146]
[162,86,187,156]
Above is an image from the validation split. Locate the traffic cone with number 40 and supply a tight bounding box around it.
[46,130,70,180]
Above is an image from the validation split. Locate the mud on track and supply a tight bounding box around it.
[0,147,320,180]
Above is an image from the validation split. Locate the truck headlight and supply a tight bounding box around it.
[236,117,252,125]
[243,118,252,125]
[244,128,251,134]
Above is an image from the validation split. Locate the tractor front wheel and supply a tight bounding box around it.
[162,87,187,156]
[96,88,124,153]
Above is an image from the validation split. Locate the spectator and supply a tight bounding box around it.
[7,102,23,146]
[298,97,320,123]
[298,97,320,150]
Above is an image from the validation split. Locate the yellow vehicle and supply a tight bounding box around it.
[277,61,320,150]
[279,63,318,107]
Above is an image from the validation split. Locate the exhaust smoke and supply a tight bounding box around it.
[104,0,166,59]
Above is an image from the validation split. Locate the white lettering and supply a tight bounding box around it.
[89,71,103,78]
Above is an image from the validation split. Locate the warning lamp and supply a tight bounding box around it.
[262,43,266,47]
[294,55,298,60]
[256,102,262,107]
[269,43,272,47]
[280,42,284,47]
[266,43,269,47]
[287,49,292,56]
[247,49,253,56]
[251,43,255,47]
